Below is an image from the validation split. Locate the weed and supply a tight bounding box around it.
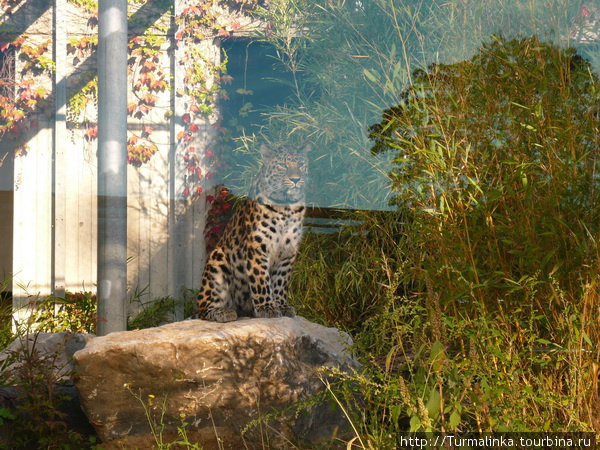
[33,291,98,334]
[0,329,100,448]
[127,292,197,330]
[125,384,203,450]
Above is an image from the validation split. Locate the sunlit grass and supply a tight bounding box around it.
[285,8,600,439]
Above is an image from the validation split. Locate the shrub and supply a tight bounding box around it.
[32,291,98,334]
[290,35,600,438]
[369,35,600,314]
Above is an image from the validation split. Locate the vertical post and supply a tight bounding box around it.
[97,0,128,334]
[52,0,67,299]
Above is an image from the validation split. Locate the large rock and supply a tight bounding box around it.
[1,332,93,383]
[74,316,357,447]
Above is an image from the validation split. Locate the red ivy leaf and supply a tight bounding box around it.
[85,126,98,140]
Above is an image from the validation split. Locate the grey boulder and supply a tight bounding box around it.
[73,316,358,446]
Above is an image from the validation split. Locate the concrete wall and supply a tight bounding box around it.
[2,0,245,314]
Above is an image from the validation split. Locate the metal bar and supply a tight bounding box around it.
[97,0,128,334]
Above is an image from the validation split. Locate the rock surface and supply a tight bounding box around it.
[73,316,357,446]
[1,332,93,382]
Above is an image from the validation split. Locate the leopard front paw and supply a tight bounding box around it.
[205,308,238,323]
[254,305,283,319]
[280,304,296,317]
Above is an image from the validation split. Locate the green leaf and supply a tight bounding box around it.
[363,68,379,83]
[449,410,461,429]
[582,329,593,347]
[390,404,402,424]
[409,415,421,432]
[426,388,441,420]
[429,340,446,371]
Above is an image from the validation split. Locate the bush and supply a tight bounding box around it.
[369,35,600,315]
[289,35,600,439]
[32,291,98,335]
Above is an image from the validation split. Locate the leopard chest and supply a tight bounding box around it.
[251,204,304,263]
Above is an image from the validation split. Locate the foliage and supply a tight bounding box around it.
[127,286,199,330]
[369,35,600,310]
[0,407,16,426]
[0,330,101,448]
[0,289,198,447]
[126,386,203,450]
[204,186,235,253]
[288,34,600,440]
[249,0,591,210]
[292,217,600,439]
[2,0,600,445]
[322,284,600,440]
[0,36,51,152]
[129,296,182,330]
[30,291,98,334]
[0,285,13,350]
[291,211,409,336]
[0,0,257,199]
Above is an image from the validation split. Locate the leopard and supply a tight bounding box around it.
[195,143,310,322]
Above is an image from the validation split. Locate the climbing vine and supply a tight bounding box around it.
[0,29,52,152]
[0,0,269,248]
[173,0,258,200]
[1,0,256,177]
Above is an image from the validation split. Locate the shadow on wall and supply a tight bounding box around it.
[0,147,13,286]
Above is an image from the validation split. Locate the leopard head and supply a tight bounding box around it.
[252,144,310,206]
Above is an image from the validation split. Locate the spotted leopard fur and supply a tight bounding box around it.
[196,144,309,322]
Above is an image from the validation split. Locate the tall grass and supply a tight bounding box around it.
[249,0,585,211]
[291,219,600,440]
[288,33,600,442]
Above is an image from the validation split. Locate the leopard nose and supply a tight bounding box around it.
[289,176,301,185]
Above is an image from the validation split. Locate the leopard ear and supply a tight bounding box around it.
[260,144,276,159]
[300,144,311,155]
